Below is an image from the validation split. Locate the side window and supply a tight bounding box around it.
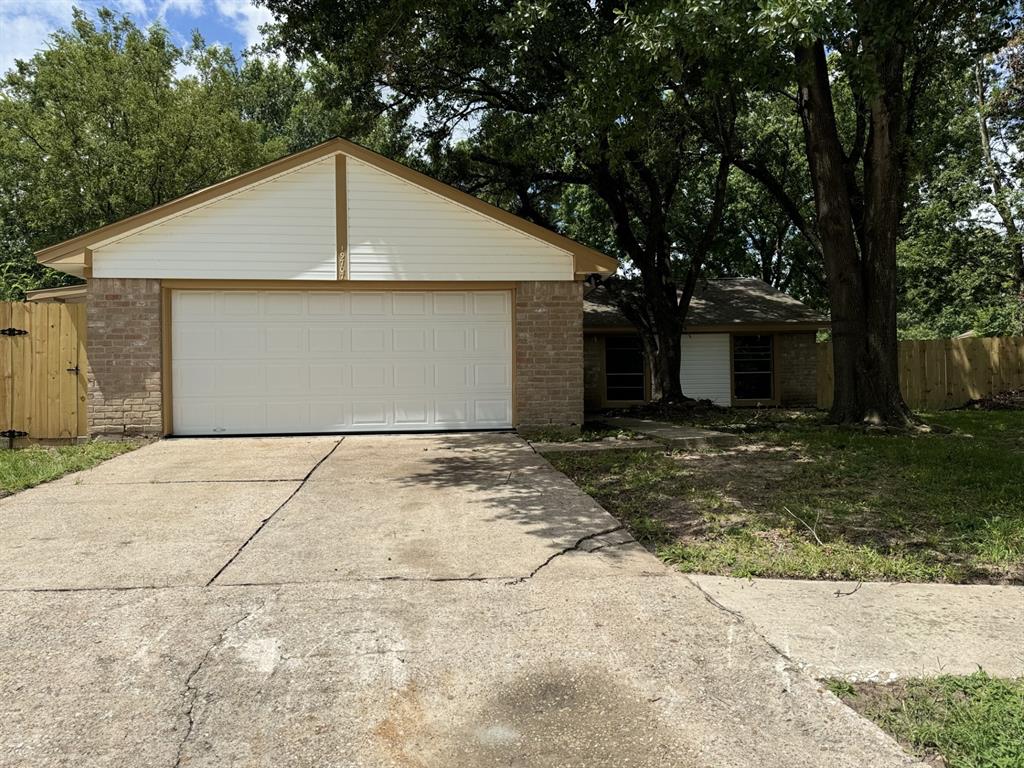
[604,336,646,402]
[733,335,773,400]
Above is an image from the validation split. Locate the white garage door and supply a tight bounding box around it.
[171,290,513,435]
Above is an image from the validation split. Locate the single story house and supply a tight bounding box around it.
[34,138,617,437]
[583,279,828,409]
[33,139,825,437]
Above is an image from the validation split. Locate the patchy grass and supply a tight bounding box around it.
[526,422,640,444]
[828,672,1024,768]
[0,441,138,496]
[546,411,1024,583]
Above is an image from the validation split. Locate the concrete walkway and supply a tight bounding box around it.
[599,416,738,449]
[0,434,921,767]
[689,575,1024,682]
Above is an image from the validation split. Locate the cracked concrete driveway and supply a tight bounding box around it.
[0,433,920,767]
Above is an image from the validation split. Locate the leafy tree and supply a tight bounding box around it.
[0,8,411,300]
[0,9,275,297]
[261,0,751,401]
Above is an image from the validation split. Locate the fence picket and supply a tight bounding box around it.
[817,336,1024,411]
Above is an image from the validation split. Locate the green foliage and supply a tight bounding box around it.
[0,8,412,300]
[833,672,1024,768]
[0,441,138,495]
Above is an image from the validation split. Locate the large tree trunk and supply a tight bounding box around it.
[795,41,915,426]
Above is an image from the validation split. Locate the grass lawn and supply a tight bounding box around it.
[828,672,1024,768]
[545,410,1024,583]
[0,441,138,496]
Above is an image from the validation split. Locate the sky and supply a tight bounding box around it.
[0,0,274,75]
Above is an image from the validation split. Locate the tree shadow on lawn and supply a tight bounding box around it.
[546,416,1024,584]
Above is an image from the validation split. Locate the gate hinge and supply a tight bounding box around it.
[0,429,28,440]
[0,327,28,337]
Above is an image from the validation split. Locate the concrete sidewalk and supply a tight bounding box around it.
[689,575,1024,681]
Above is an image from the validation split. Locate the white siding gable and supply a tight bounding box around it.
[93,158,336,280]
[346,158,573,280]
[680,333,732,405]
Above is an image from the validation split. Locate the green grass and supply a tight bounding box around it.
[0,441,138,495]
[546,411,1024,583]
[829,672,1024,768]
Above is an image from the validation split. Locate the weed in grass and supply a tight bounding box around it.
[833,672,1024,768]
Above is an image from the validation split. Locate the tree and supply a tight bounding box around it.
[0,9,411,300]
[745,1,1016,424]
[261,0,745,401]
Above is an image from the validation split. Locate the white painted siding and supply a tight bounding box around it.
[93,159,336,280]
[680,333,731,405]
[346,158,573,280]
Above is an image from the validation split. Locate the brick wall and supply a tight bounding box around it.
[86,278,163,437]
[776,332,818,407]
[515,281,583,432]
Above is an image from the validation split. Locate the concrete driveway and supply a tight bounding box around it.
[0,434,919,767]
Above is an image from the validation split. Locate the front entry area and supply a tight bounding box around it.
[170,289,513,435]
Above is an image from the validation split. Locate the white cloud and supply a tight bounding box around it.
[0,0,77,74]
[214,0,273,51]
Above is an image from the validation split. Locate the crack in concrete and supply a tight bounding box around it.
[205,439,344,587]
[505,525,625,585]
[172,592,276,767]
[684,576,803,674]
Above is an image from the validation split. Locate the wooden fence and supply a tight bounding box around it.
[817,336,1024,410]
[0,302,88,442]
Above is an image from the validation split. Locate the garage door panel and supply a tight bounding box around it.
[172,289,512,435]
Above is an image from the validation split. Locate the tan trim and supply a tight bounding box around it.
[159,279,519,291]
[161,283,517,433]
[586,323,826,334]
[335,153,348,280]
[83,248,93,280]
[685,322,827,333]
[729,332,780,407]
[24,284,88,303]
[510,285,518,426]
[161,286,173,436]
[35,138,618,276]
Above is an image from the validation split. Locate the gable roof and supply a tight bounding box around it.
[35,137,618,276]
[585,277,829,330]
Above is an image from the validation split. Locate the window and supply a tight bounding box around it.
[732,335,774,401]
[604,336,646,402]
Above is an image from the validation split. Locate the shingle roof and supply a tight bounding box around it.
[584,277,829,330]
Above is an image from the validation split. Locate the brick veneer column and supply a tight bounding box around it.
[86,278,163,437]
[776,332,818,407]
[515,281,583,432]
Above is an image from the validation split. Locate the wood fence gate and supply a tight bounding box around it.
[0,302,87,442]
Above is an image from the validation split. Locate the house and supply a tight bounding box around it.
[583,279,828,409]
[33,138,617,437]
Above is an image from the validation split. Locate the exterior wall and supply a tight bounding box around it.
[776,332,818,406]
[347,159,573,281]
[515,281,583,432]
[680,333,732,405]
[94,159,336,280]
[583,334,604,410]
[86,278,162,437]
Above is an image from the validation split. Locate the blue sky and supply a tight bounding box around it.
[0,0,273,75]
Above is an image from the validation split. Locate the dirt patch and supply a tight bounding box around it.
[836,681,949,767]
